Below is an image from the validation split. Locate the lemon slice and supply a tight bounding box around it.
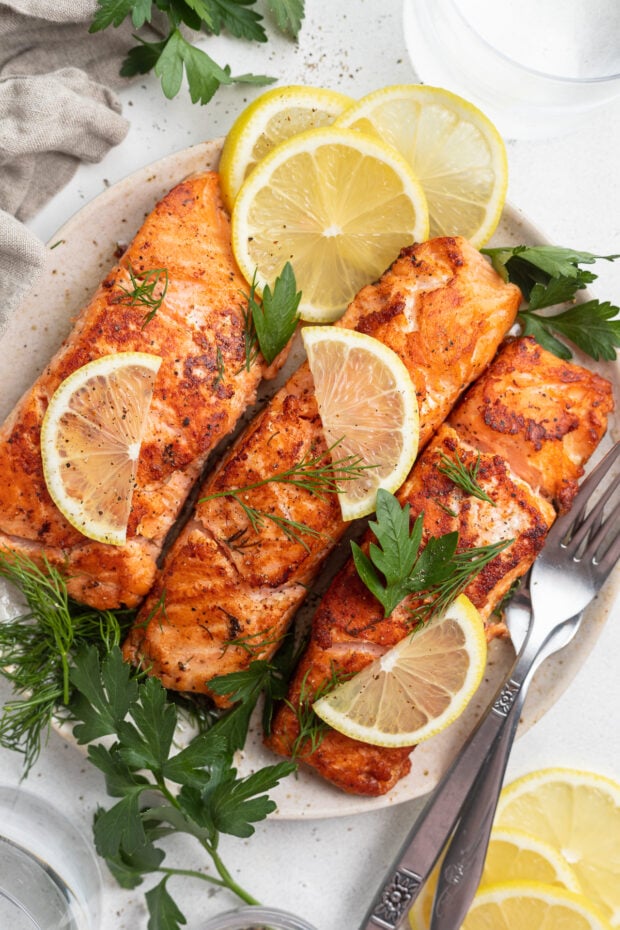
[335,84,507,246]
[301,326,419,520]
[461,882,613,930]
[409,828,579,930]
[41,352,161,545]
[219,84,354,211]
[313,594,486,747]
[496,768,620,926]
[231,126,429,323]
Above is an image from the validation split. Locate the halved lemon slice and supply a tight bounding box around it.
[461,882,613,930]
[41,352,161,545]
[301,326,419,520]
[219,84,353,211]
[231,126,429,323]
[496,768,620,926]
[409,828,579,930]
[313,594,486,747]
[335,84,507,246]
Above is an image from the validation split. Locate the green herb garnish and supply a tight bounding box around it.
[481,245,620,361]
[285,663,349,759]
[0,552,131,771]
[89,0,304,105]
[245,263,301,365]
[69,645,295,928]
[437,450,495,505]
[117,264,169,327]
[351,489,511,622]
[200,440,373,549]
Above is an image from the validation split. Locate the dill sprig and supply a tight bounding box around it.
[437,450,496,505]
[117,264,169,327]
[0,551,132,771]
[408,538,513,626]
[285,664,348,759]
[201,440,374,548]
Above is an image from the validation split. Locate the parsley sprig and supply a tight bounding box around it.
[481,245,620,361]
[241,263,301,369]
[69,645,296,928]
[89,0,305,105]
[351,489,511,621]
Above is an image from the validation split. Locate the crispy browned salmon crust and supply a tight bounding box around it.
[0,173,276,609]
[265,338,613,796]
[124,237,521,699]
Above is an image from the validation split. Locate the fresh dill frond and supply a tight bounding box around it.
[437,451,496,505]
[222,626,283,657]
[435,499,458,518]
[213,345,225,388]
[408,538,513,626]
[286,664,352,759]
[116,263,169,327]
[201,439,374,548]
[239,274,260,372]
[0,551,133,771]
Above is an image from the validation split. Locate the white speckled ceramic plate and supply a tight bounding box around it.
[0,141,618,820]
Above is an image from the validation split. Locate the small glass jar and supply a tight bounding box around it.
[201,905,318,930]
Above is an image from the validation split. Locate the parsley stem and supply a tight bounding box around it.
[155,866,259,905]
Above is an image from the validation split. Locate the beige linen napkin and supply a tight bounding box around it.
[0,1,165,334]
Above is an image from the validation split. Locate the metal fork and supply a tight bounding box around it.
[358,441,620,930]
[428,441,620,929]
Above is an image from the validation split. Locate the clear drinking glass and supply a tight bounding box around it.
[201,906,318,930]
[402,0,620,138]
[0,786,102,930]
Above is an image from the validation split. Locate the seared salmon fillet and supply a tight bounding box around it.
[265,337,613,796]
[0,172,278,609]
[124,237,521,698]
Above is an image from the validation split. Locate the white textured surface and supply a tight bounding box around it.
[1,1,619,927]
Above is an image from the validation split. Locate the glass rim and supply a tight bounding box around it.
[435,0,620,85]
[200,905,318,930]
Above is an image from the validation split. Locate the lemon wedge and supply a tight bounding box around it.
[335,84,508,246]
[409,828,579,930]
[313,594,487,747]
[40,352,161,545]
[496,768,620,926]
[231,126,429,323]
[462,882,613,930]
[219,84,353,211]
[301,326,419,520]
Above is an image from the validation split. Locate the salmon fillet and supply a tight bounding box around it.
[0,172,278,609]
[124,237,521,698]
[265,337,613,796]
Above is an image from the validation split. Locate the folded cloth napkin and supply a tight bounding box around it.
[0,1,165,335]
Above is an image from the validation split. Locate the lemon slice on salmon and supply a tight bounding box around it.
[301,326,419,520]
[41,352,161,545]
[313,594,487,747]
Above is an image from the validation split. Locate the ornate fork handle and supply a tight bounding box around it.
[358,648,530,929]
[429,612,584,929]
